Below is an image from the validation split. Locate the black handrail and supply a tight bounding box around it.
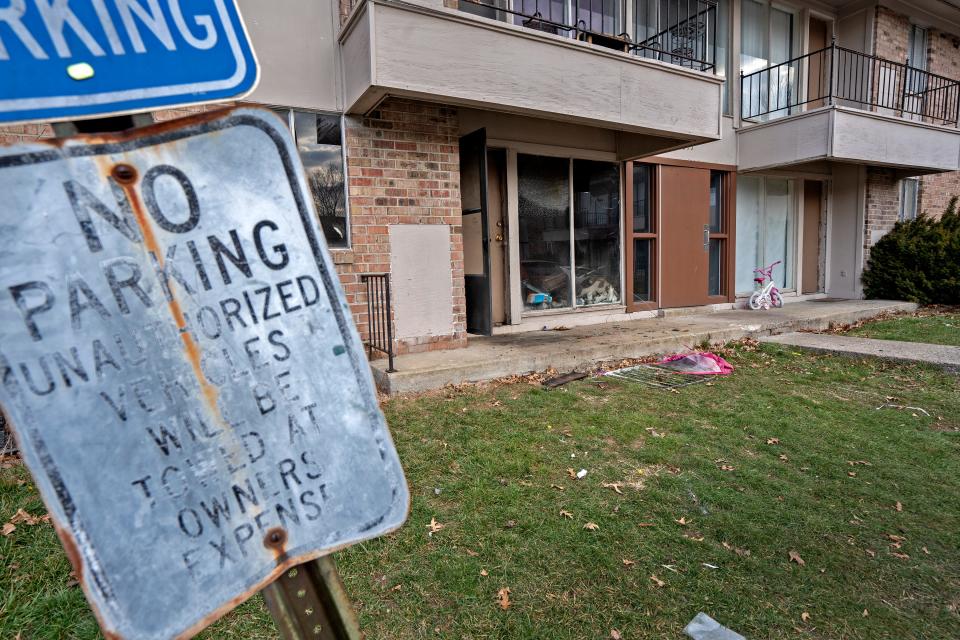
[360,273,396,373]
[741,40,960,126]
[458,0,717,72]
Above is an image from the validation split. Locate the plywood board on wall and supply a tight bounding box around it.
[390,225,455,339]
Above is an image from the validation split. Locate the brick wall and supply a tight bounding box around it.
[919,28,960,218]
[864,167,900,257]
[342,98,466,355]
[874,7,910,63]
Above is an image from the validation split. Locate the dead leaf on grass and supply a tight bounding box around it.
[894,502,903,512]
[426,518,445,534]
[766,438,780,445]
[848,471,857,477]
[66,570,79,588]
[610,630,623,640]
[801,612,811,623]
[865,549,876,557]
[583,522,600,531]
[504,520,517,529]
[1,522,15,537]
[602,482,624,495]
[922,547,930,555]
[567,468,577,479]
[649,574,665,587]
[559,509,573,519]
[788,550,805,566]
[480,569,488,577]
[862,609,869,617]
[464,548,480,557]
[622,558,635,567]
[674,517,691,526]
[886,534,906,543]
[779,454,789,462]
[551,484,565,491]
[847,460,872,466]
[683,533,705,542]
[497,587,511,610]
[891,552,910,560]
[722,542,751,557]
[719,465,735,472]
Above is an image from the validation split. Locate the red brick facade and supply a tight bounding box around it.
[863,167,900,255]
[341,98,466,354]
[865,6,960,243]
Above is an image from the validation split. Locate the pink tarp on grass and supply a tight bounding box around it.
[658,353,734,375]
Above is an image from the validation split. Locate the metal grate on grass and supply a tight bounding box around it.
[603,364,707,389]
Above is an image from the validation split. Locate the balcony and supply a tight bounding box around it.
[339,0,723,150]
[738,42,960,173]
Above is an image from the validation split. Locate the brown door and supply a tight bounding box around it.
[808,18,829,109]
[660,165,712,308]
[802,181,823,294]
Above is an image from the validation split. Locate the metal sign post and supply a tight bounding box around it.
[0,107,409,639]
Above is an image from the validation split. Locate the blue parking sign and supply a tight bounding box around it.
[0,0,258,125]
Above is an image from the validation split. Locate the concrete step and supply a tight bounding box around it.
[371,300,918,394]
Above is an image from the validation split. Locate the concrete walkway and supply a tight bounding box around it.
[371,299,916,394]
[761,332,960,369]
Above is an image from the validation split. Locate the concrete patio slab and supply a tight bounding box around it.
[760,332,960,369]
[371,299,917,394]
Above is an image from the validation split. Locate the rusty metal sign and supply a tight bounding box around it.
[0,107,409,639]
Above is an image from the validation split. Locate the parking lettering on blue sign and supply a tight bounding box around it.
[0,0,258,124]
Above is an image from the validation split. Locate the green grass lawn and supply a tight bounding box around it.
[847,309,960,347]
[2,343,959,639]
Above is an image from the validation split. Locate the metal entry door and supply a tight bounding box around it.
[459,128,492,335]
[659,165,712,308]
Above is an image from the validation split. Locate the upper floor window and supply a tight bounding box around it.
[741,0,796,119]
[273,108,349,249]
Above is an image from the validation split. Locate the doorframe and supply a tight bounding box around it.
[629,157,738,309]
[460,128,493,336]
[624,160,660,312]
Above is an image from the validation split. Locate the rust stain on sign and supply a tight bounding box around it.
[0,107,409,640]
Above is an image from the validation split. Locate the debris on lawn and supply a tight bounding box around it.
[542,371,588,388]
[576,469,588,479]
[426,518,445,535]
[683,613,746,640]
[602,351,732,389]
[875,403,931,416]
[788,550,805,566]
[659,352,734,375]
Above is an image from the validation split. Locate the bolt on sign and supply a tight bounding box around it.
[0,0,259,125]
[0,108,410,639]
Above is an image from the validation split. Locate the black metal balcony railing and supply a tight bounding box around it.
[458,0,718,72]
[360,273,396,373]
[741,40,960,126]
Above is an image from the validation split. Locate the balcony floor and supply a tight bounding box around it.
[370,299,917,394]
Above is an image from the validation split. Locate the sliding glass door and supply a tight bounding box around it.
[517,154,621,312]
[736,176,795,294]
[741,0,797,120]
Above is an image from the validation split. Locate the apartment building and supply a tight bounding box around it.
[2,0,958,358]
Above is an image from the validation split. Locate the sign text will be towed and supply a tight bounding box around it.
[0,108,408,639]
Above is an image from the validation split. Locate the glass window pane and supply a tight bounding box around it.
[633,239,653,303]
[709,171,723,232]
[735,175,762,293]
[708,238,723,296]
[577,0,619,35]
[900,179,918,221]
[574,160,621,306]
[518,154,571,310]
[294,112,348,248]
[717,0,730,113]
[764,178,793,289]
[633,164,653,233]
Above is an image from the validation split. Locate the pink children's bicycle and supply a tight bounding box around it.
[748,260,783,310]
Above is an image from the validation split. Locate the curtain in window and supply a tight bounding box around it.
[735,176,794,293]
